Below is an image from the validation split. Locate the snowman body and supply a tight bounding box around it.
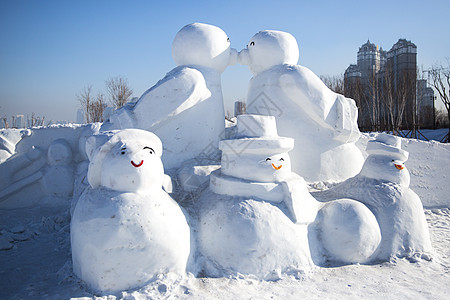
[71,129,190,293]
[197,115,317,279]
[313,133,432,261]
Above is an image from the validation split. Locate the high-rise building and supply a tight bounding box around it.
[15,115,25,128]
[385,39,417,128]
[417,79,435,128]
[345,38,419,131]
[234,101,246,116]
[77,109,85,124]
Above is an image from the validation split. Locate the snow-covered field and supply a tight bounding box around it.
[0,133,449,300]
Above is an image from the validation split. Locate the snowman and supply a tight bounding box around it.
[71,129,191,293]
[104,23,238,169]
[197,114,318,279]
[239,30,364,182]
[313,133,432,261]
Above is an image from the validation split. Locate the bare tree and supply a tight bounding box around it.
[89,93,107,123]
[106,76,133,109]
[77,86,107,123]
[428,63,450,142]
[320,74,345,94]
[29,112,45,127]
[77,85,94,123]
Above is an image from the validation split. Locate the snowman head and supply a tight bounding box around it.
[87,129,164,193]
[239,30,299,75]
[172,23,238,73]
[359,133,410,187]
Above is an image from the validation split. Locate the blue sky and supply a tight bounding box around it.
[1,0,449,122]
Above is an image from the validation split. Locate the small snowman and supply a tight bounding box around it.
[197,114,318,279]
[239,30,364,182]
[313,133,432,261]
[104,23,238,169]
[71,129,191,293]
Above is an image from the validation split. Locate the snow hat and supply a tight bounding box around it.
[172,23,238,73]
[239,30,299,75]
[366,133,408,162]
[87,129,163,188]
[219,114,294,155]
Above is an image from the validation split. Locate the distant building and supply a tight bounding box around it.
[15,115,25,128]
[385,39,417,128]
[417,79,435,128]
[77,109,85,124]
[345,38,419,131]
[234,101,246,116]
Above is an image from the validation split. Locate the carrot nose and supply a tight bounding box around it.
[272,163,282,170]
[394,164,404,170]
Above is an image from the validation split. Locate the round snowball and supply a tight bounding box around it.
[318,199,381,264]
[172,23,232,72]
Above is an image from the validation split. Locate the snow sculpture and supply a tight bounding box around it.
[313,133,432,261]
[0,138,73,209]
[71,129,191,293]
[239,30,364,182]
[314,199,381,264]
[198,114,318,279]
[104,23,238,169]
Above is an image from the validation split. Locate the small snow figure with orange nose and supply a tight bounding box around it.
[71,129,190,293]
[197,115,319,279]
[314,133,432,262]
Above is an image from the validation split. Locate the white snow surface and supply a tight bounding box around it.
[1,127,448,299]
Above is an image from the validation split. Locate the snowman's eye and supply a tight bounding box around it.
[392,160,395,162]
[121,147,126,155]
[265,158,271,161]
[250,41,255,46]
[279,158,284,162]
[144,146,155,154]
[227,37,230,42]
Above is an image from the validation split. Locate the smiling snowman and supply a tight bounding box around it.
[71,129,191,293]
[197,114,318,279]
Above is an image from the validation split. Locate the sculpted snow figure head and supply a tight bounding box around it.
[360,133,410,186]
[87,129,164,193]
[239,30,299,75]
[172,23,238,72]
[219,114,294,182]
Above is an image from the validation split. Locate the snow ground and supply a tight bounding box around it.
[0,204,448,299]
[0,133,449,299]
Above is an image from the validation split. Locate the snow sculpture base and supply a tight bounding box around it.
[197,114,318,278]
[71,188,190,293]
[198,191,314,280]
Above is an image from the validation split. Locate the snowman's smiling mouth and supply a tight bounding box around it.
[131,160,144,168]
[272,163,282,170]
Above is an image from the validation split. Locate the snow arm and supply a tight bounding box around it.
[132,67,212,130]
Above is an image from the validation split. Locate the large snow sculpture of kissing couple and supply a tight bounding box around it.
[71,23,431,294]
